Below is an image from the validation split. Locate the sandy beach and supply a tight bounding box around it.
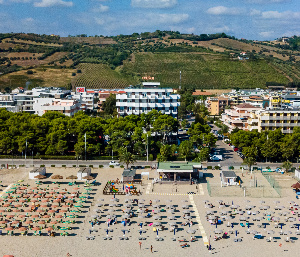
[0,167,299,257]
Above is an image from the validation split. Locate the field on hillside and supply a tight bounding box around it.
[0,67,75,90]
[73,63,138,89]
[122,52,290,89]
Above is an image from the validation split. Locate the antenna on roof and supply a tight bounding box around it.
[179,71,181,90]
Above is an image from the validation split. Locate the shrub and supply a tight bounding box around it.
[229,166,234,170]
[19,165,25,167]
[99,165,104,168]
[214,166,220,170]
[120,165,124,168]
[207,166,212,169]
[149,154,153,161]
[51,165,55,167]
[40,165,45,167]
[145,166,150,168]
[73,165,76,168]
[71,73,76,76]
[89,165,93,168]
[26,70,33,75]
[79,165,86,167]
[62,165,66,168]
[109,165,114,168]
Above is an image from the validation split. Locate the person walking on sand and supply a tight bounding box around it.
[139,241,142,250]
[151,245,153,253]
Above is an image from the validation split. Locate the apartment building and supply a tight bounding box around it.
[37,99,81,117]
[248,109,300,133]
[221,103,262,131]
[116,88,180,117]
[206,97,230,115]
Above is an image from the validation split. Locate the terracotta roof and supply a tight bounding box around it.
[192,91,214,96]
[236,103,257,109]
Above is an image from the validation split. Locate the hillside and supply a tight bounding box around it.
[0,32,300,90]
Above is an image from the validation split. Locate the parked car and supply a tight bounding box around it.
[210,155,223,161]
[109,160,120,166]
[234,147,239,152]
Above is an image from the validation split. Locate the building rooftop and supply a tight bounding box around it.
[157,162,202,170]
[236,103,257,109]
[193,91,214,96]
[222,170,237,178]
[122,169,136,177]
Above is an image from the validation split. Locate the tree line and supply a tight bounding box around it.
[230,129,300,164]
[0,107,216,162]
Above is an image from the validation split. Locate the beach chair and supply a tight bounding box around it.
[240,223,245,227]
[254,234,263,239]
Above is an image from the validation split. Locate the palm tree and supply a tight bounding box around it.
[281,161,292,174]
[119,148,136,169]
[243,157,256,172]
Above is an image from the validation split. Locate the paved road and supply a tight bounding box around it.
[0,159,157,168]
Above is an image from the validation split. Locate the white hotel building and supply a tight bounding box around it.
[116,88,180,118]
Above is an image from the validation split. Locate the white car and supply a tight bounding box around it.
[109,160,120,166]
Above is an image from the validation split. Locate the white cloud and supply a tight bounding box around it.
[131,0,177,9]
[94,17,105,25]
[247,0,289,3]
[250,9,261,16]
[34,0,73,7]
[154,13,189,24]
[207,6,245,16]
[93,4,109,12]
[259,31,275,38]
[261,11,300,19]
[22,17,34,22]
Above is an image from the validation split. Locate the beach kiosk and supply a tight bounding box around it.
[122,169,137,182]
[156,162,202,182]
[77,167,91,180]
[221,170,238,186]
[29,167,46,179]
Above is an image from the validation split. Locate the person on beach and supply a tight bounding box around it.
[139,241,142,250]
[150,200,152,206]
[150,245,153,253]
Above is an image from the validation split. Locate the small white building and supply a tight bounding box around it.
[29,167,46,179]
[295,169,300,180]
[221,170,238,186]
[77,167,91,180]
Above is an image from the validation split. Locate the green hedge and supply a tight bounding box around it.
[109,165,114,168]
[51,165,55,167]
[62,165,66,168]
[207,166,212,169]
[73,165,77,168]
[40,165,45,167]
[99,165,104,168]
[89,165,93,168]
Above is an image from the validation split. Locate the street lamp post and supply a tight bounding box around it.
[146,134,149,163]
[84,133,87,161]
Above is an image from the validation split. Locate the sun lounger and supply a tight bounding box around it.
[234,238,242,242]
[240,223,245,227]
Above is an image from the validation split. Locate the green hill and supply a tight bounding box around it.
[1,32,300,90]
[122,52,289,89]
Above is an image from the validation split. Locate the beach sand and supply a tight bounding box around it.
[0,167,299,257]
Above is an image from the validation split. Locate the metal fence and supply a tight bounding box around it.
[262,172,281,197]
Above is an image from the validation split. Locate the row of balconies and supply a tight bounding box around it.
[261,116,300,120]
[261,123,300,127]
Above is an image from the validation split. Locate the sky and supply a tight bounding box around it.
[0,0,299,40]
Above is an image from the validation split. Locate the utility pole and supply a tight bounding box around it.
[146,134,149,163]
[84,133,87,161]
